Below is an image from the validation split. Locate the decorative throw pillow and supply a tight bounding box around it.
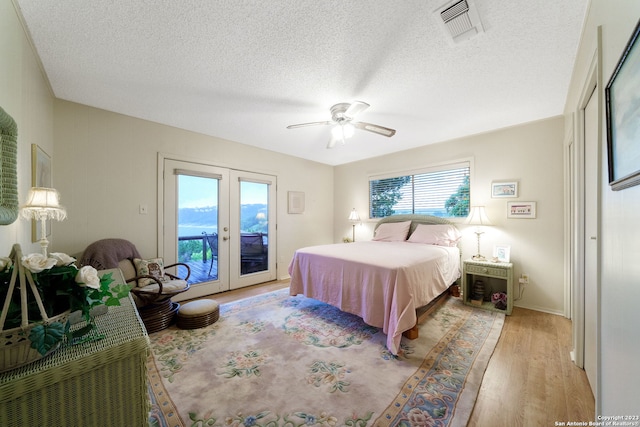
[408,224,461,247]
[133,257,165,287]
[373,220,412,242]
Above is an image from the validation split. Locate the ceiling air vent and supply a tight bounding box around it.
[436,0,484,43]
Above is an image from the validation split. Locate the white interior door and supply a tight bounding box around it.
[583,87,598,395]
[162,159,276,299]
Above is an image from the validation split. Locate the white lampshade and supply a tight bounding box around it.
[20,187,67,257]
[21,187,67,221]
[465,206,492,226]
[348,208,360,222]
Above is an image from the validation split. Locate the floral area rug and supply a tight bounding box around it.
[146,288,504,427]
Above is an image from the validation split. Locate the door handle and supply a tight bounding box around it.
[223,236,229,241]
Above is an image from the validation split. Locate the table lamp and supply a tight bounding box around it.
[348,208,360,242]
[465,205,492,261]
[20,187,67,257]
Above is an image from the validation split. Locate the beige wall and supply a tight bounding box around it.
[335,117,566,314]
[52,100,334,279]
[563,0,640,415]
[0,0,55,256]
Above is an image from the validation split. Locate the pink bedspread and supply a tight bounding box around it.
[288,241,461,355]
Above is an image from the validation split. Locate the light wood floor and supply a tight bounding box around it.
[205,280,595,425]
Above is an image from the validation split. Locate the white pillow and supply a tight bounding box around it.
[408,224,461,247]
[373,220,412,242]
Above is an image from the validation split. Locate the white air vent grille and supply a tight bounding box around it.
[441,1,473,38]
[435,0,484,43]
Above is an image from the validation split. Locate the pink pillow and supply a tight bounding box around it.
[373,221,411,242]
[408,224,461,247]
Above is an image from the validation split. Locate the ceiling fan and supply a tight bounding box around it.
[286,101,396,148]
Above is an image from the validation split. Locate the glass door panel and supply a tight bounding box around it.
[178,174,219,281]
[229,171,276,289]
[163,159,230,300]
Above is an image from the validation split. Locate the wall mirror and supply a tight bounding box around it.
[0,106,19,225]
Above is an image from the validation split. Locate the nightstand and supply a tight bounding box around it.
[462,259,513,315]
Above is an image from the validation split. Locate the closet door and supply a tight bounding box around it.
[583,87,598,396]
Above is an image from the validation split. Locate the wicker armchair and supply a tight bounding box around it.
[80,238,191,333]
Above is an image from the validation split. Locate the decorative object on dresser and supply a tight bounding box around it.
[0,244,130,372]
[20,187,66,257]
[465,205,493,261]
[493,245,511,263]
[462,259,513,315]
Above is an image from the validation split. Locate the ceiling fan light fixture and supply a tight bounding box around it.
[331,122,355,142]
[342,123,355,138]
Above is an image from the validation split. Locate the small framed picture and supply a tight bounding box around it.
[493,245,511,263]
[491,181,518,198]
[287,191,305,214]
[507,201,536,219]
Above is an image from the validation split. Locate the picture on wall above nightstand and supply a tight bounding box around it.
[507,201,536,219]
[491,181,518,198]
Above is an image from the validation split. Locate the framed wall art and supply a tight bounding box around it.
[493,245,511,263]
[287,191,305,214]
[605,19,640,191]
[491,181,518,198]
[507,201,536,219]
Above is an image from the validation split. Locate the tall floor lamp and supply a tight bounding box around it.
[20,187,67,258]
[465,206,492,261]
[348,208,360,242]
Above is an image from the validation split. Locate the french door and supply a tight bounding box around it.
[162,159,276,300]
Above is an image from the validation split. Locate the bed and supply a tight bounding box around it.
[288,214,462,355]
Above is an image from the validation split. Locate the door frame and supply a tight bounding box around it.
[567,31,602,412]
[157,152,278,295]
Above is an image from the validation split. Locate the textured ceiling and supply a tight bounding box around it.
[15,0,588,166]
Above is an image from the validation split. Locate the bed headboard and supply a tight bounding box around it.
[374,214,456,236]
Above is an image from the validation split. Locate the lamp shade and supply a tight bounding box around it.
[20,187,67,221]
[465,206,492,226]
[348,208,360,222]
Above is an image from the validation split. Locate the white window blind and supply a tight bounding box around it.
[369,161,470,218]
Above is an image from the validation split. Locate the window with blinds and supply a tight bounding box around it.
[369,161,470,219]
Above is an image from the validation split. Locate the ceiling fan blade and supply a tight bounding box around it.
[286,121,332,129]
[353,121,396,137]
[344,101,370,119]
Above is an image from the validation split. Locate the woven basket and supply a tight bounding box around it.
[0,244,70,373]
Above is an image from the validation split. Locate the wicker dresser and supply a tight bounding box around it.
[0,269,150,427]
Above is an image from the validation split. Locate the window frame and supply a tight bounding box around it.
[368,159,472,220]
